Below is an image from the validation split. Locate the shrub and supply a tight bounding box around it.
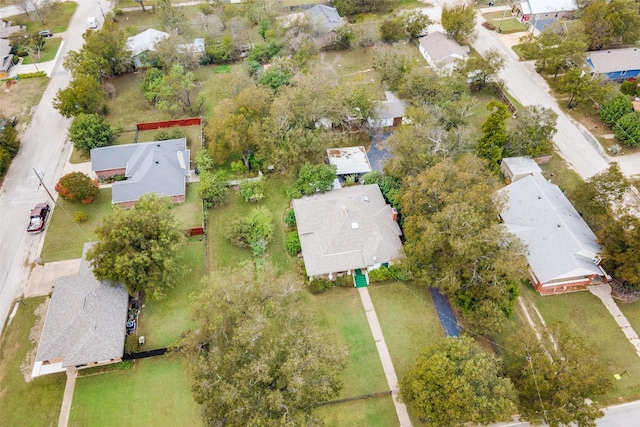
[620,80,638,96]
[307,276,352,294]
[154,128,190,145]
[368,265,407,282]
[361,170,382,185]
[614,111,640,147]
[124,335,139,354]
[482,21,496,31]
[113,8,123,15]
[16,71,46,79]
[240,179,265,202]
[55,172,99,203]
[103,82,116,99]
[116,360,133,369]
[600,95,633,127]
[284,209,296,227]
[285,231,301,255]
[73,211,88,223]
[231,160,247,173]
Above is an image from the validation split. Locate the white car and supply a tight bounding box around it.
[87,17,98,29]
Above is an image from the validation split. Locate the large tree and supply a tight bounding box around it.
[53,74,107,118]
[401,336,517,427]
[556,67,610,109]
[68,113,117,153]
[505,105,557,158]
[287,163,337,199]
[153,64,205,115]
[87,193,185,299]
[599,214,640,288]
[462,49,505,90]
[181,264,347,425]
[441,4,476,44]
[477,100,510,172]
[506,323,613,427]
[614,111,640,147]
[534,23,588,79]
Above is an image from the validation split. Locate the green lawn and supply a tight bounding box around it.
[170,183,202,229]
[314,396,399,426]
[539,154,584,193]
[70,357,202,427]
[482,11,529,34]
[40,188,114,262]
[520,285,640,401]
[22,37,62,64]
[8,2,78,33]
[0,297,67,426]
[136,237,205,348]
[368,281,444,378]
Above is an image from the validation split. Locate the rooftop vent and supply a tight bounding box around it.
[362,195,370,202]
[351,222,359,229]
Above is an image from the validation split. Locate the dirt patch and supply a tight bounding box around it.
[20,299,49,383]
[0,77,49,127]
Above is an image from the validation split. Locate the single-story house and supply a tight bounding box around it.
[500,157,542,183]
[368,91,409,128]
[0,19,25,39]
[512,0,576,23]
[281,5,344,49]
[91,138,190,208]
[418,31,469,75]
[327,146,373,182]
[499,173,607,295]
[32,243,129,377]
[292,184,403,286]
[586,48,640,81]
[0,38,13,77]
[126,28,169,68]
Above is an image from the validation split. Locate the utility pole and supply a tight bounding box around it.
[33,168,56,204]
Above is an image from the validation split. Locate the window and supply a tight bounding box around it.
[621,70,627,76]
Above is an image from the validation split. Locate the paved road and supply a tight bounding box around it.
[0,1,107,332]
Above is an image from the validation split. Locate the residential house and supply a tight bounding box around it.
[126,28,169,68]
[499,172,607,295]
[586,48,640,80]
[327,146,373,183]
[500,157,542,184]
[418,31,469,75]
[91,138,190,208]
[281,5,344,49]
[512,0,577,23]
[0,19,25,39]
[0,38,12,77]
[292,184,403,287]
[368,91,409,128]
[32,243,129,377]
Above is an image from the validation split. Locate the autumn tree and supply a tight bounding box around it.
[68,113,117,152]
[505,105,557,158]
[401,155,527,333]
[87,194,185,299]
[55,172,99,203]
[441,4,476,44]
[401,336,517,426]
[506,323,613,427]
[477,100,510,172]
[181,263,347,426]
[53,74,107,118]
[206,85,271,170]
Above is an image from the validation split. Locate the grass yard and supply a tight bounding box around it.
[482,11,529,34]
[8,1,77,33]
[22,37,62,64]
[207,174,295,272]
[136,237,205,348]
[539,153,584,193]
[0,77,49,125]
[0,297,67,426]
[368,281,444,378]
[520,285,640,401]
[40,188,113,263]
[70,357,202,427]
[171,183,203,229]
[314,396,399,426]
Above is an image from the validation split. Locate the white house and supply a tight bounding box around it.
[418,31,469,75]
[126,28,169,68]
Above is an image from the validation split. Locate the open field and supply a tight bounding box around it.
[0,77,49,126]
[8,1,77,33]
[70,357,202,427]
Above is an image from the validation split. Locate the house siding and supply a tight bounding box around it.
[606,70,640,80]
[96,168,126,179]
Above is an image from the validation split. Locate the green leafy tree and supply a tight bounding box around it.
[226,206,274,260]
[53,74,107,118]
[157,0,186,33]
[402,10,432,39]
[534,23,588,78]
[0,123,19,176]
[441,4,476,44]
[54,172,99,203]
[607,0,640,45]
[570,164,628,229]
[68,113,117,153]
[9,30,45,61]
[180,263,347,426]
[505,105,557,158]
[401,155,527,333]
[614,111,640,147]
[598,214,640,288]
[240,179,265,202]
[580,0,613,50]
[372,47,412,91]
[335,25,355,50]
[462,49,505,90]
[379,17,405,43]
[600,94,633,127]
[285,231,301,255]
[141,67,163,102]
[556,67,611,109]
[477,100,510,172]
[401,336,517,427]
[86,194,185,299]
[198,170,229,209]
[287,163,337,198]
[203,34,235,64]
[153,64,205,115]
[334,0,388,16]
[505,323,613,427]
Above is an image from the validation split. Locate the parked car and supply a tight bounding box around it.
[27,203,50,233]
[38,30,53,38]
[87,17,98,29]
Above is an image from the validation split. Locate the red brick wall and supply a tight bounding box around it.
[96,168,126,178]
[534,275,597,295]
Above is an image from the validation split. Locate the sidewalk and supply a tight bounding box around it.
[358,287,412,427]
[58,367,77,427]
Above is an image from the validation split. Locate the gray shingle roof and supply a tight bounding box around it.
[126,28,169,57]
[292,184,403,277]
[91,139,190,204]
[35,243,128,368]
[499,174,604,283]
[419,31,469,66]
[376,91,409,120]
[304,5,343,34]
[586,48,640,74]
[327,146,373,175]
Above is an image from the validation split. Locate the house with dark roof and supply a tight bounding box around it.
[91,138,190,208]
[499,172,607,295]
[418,31,469,75]
[126,28,168,68]
[32,243,128,377]
[586,48,640,80]
[0,19,25,39]
[292,184,403,286]
[281,5,344,49]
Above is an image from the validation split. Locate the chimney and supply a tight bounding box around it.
[390,207,398,221]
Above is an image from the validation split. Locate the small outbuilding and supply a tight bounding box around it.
[327,146,373,180]
[500,157,542,183]
[369,91,409,128]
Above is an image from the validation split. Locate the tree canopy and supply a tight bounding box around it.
[287,163,337,199]
[600,95,633,128]
[68,113,117,153]
[180,263,347,426]
[505,105,557,158]
[87,194,185,299]
[441,4,476,44]
[53,74,107,118]
[401,336,517,426]
[54,172,99,203]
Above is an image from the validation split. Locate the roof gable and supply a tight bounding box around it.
[419,31,469,66]
[126,28,169,57]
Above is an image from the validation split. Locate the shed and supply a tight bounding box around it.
[500,157,542,183]
[327,146,373,177]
